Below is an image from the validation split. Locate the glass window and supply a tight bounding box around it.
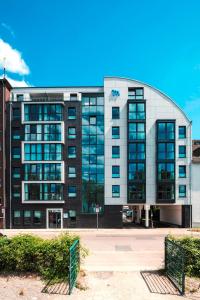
[158,143,175,160]
[112,126,120,139]
[25,183,63,201]
[112,165,120,178]
[128,103,145,120]
[129,123,145,140]
[13,210,21,225]
[17,94,24,101]
[44,144,62,161]
[179,145,186,158]
[12,128,20,140]
[179,185,186,198]
[179,126,186,139]
[90,116,96,125]
[13,185,20,198]
[24,104,63,121]
[128,88,144,100]
[12,147,21,159]
[13,107,20,120]
[128,183,145,201]
[112,185,120,197]
[44,124,61,141]
[33,211,42,224]
[128,163,145,180]
[69,210,76,221]
[112,107,120,119]
[157,183,175,201]
[68,146,76,158]
[68,186,76,197]
[129,143,145,160]
[68,127,76,139]
[13,167,21,179]
[179,165,186,178]
[68,107,76,119]
[157,122,175,140]
[158,163,175,180]
[68,166,76,178]
[24,144,62,161]
[112,146,120,158]
[25,124,42,141]
[24,210,31,225]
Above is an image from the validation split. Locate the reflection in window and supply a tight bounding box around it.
[129,123,145,140]
[158,163,174,180]
[24,183,63,201]
[82,95,104,213]
[24,104,63,121]
[128,103,145,120]
[112,126,120,139]
[157,122,175,140]
[179,126,186,139]
[112,185,120,197]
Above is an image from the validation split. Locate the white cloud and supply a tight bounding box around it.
[1,23,15,38]
[0,38,29,75]
[0,75,30,87]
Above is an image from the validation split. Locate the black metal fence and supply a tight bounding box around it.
[68,239,80,295]
[165,237,185,295]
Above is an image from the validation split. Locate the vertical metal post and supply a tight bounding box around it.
[97,211,99,230]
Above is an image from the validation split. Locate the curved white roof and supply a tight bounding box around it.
[105,76,191,123]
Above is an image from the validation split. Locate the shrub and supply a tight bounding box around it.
[167,236,200,278]
[0,233,83,281]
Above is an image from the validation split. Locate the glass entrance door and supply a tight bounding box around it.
[47,209,62,228]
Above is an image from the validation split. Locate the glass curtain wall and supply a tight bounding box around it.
[81,94,104,213]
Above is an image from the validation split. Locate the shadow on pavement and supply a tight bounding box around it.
[141,270,180,296]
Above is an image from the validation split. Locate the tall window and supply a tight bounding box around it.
[112,166,120,178]
[68,146,76,158]
[112,146,120,158]
[68,107,76,119]
[179,185,186,197]
[68,127,76,139]
[12,147,21,159]
[156,120,175,203]
[33,211,42,224]
[112,185,120,197]
[81,95,104,213]
[13,167,21,179]
[12,128,20,140]
[24,211,31,225]
[179,126,186,139]
[112,126,120,139]
[112,107,120,119]
[13,107,20,120]
[179,165,186,178]
[179,145,186,158]
[13,211,21,225]
[68,166,76,178]
[68,186,76,197]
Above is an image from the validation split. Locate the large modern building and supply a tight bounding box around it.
[0,76,195,229]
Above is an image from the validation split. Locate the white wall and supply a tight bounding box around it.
[160,205,182,226]
[104,77,191,206]
[192,163,200,226]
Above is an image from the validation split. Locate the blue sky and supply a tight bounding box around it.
[0,0,200,137]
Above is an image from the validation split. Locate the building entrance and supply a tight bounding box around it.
[47,209,63,229]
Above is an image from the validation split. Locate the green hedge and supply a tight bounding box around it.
[0,233,84,281]
[168,236,200,277]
